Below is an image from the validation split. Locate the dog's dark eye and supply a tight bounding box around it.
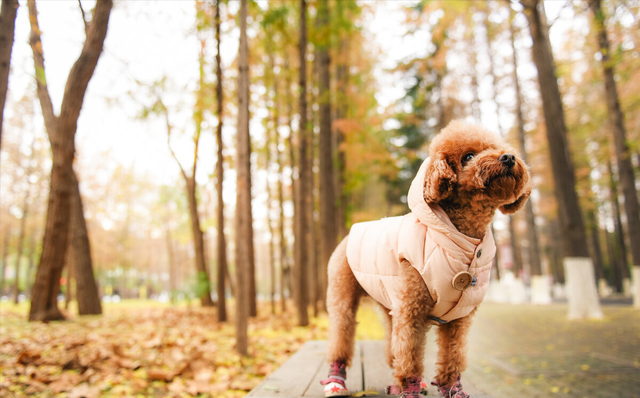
[462,153,475,165]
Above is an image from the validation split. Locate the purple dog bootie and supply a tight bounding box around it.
[430,375,469,398]
[385,376,423,398]
[320,361,349,397]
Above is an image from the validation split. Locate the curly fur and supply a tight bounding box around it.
[326,121,531,389]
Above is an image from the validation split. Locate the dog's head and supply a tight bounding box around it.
[423,120,531,214]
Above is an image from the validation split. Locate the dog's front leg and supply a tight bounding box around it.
[390,261,433,392]
[432,309,476,396]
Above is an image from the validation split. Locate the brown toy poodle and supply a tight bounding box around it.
[321,121,531,398]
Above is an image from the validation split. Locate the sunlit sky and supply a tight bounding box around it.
[5,0,575,227]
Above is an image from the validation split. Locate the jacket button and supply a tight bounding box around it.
[477,249,482,258]
[452,271,474,291]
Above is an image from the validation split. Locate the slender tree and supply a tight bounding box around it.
[295,0,309,326]
[589,0,640,269]
[0,0,17,150]
[27,0,112,322]
[235,0,252,354]
[317,0,335,312]
[607,160,631,288]
[521,0,589,259]
[214,0,227,322]
[509,8,543,279]
[522,0,600,317]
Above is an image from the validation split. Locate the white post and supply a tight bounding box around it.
[531,275,552,304]
[633,266,640,308]
[563,257,603,319]
[623,277,632,297]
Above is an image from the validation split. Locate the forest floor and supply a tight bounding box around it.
[1,299,639,398]
[0,298,383,398]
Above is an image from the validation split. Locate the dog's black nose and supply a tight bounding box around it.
[499,153,516,168]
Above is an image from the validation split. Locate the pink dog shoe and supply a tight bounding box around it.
[385,376,423,398]
[430,375,469,398]
[320,361,349,397]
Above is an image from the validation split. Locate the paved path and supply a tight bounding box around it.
[455,303,640,398]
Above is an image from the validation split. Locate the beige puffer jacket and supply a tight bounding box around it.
[346,157,495,323]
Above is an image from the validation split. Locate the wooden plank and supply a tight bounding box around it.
[247,340,326,398]
[248,340,493,397]
[361,340,393,395]
[304,342,363,396]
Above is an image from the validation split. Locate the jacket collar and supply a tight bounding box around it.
[407,157,494,262]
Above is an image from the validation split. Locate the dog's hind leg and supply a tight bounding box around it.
[326,236,363,367]
[431,309,476,397]
[390,261,433,393]
[323,236,363,397]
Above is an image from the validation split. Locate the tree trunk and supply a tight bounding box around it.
[508,216,523,277]
[509,9,543,277]
[186,177,214,307]
[25,231,37,297]
[214,0,227,322]
[0,0,17,149]
[334,15,348,239]
[284,57,296,314]
[69,170,102,315]
[608,160,631,281]
[317,0,335,314]
[235,0,251,355]
[165,225,176,303]
[13,200,28,304]
[271,49,288,316]
[606,230,622,292]
[587,209,606,288]
[64,245,74,310]
[295,0,309,326]
[0,227,9,295]
[522,0,589,259]
[28,0,112,322]
[265,86,276,315]
[589,0,640,268]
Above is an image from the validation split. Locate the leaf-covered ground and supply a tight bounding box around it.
[0,299,384,398]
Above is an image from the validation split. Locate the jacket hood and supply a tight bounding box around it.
[407,157,492,262]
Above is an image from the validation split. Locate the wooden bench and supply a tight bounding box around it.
[247,341,492,397]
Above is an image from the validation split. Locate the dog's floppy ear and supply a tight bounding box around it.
[423,155,457,203]
[499,185,531,214]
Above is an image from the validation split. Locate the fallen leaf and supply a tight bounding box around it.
[48,372,82,393]
[147,368,174,382]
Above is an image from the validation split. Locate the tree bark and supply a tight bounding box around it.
[265,81,276,315]
[317,0,334,313]
[1,227,10,295]
[521,0,589,258]
[214,0,227,322]
[589,0,640,267]
[586,210,606,284]
[0,0,17,150]
[28,0,112,322]
[508,216,523,276]
[13,193,29,304]
[165,225,176,303]
[284,57,296,313]
[295,0,309,326]
[235,0,251,355]
[334,5,348,239]
[69,169,102,314]
[187,177,214,307]
[608,160,631,281]
[509,8,543,277]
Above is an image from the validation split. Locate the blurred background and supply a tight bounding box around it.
[0,0,639,397]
